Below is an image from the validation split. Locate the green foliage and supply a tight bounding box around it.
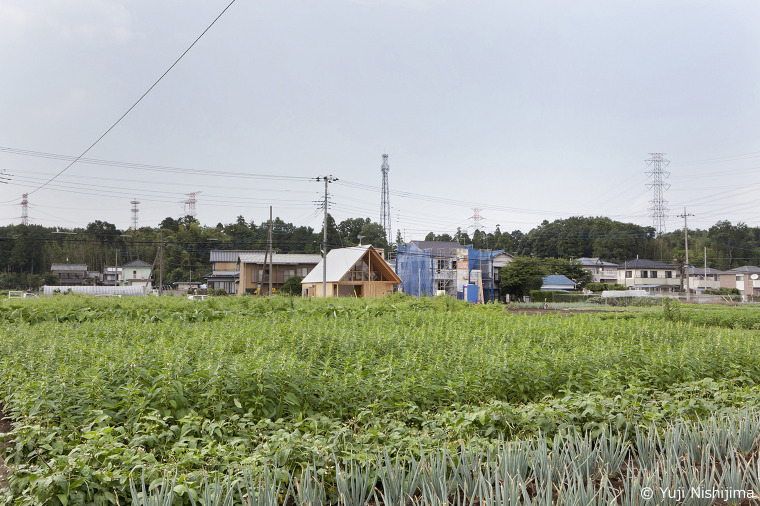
[2,296,760,502]
[279,276,303,296]
[500,257,592,298]
[586,282,627,292]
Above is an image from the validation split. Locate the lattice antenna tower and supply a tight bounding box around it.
[469,208,485,231]
[130,199,140,230]
[183,191,201,219]
[645,153,671,235]
[21,193,29,226]
[380,154,391,243]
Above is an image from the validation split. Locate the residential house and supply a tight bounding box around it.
[237,252,322,295]
[541,274,576,291]
[102,266,123,286]
[617,259,680,292]
[121,259,153,288]
[578,257,619,284]
[687,267,722,292]
[301,245,401,298]
[395,240,512,301]
[719,266,760,300]
[50,263,88,286]
[205,250,263,294]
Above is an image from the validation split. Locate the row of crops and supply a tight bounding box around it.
[1,295,760,503]
[132,414,760,506]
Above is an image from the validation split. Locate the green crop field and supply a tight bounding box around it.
[1,295,760,504]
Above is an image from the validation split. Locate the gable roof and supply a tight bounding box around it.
[725,265,760,274]
[302,246,401,284]
[238,252,323,265]
[122,259,152,268]
[542,274,576,287]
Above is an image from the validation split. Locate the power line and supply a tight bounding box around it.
[11,0,239,200]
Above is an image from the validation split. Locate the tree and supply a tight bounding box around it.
[499,257,545,299]
[280,276,303,296]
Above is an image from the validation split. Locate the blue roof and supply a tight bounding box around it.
[542,274,575,286]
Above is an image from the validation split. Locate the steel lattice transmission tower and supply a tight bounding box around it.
[380,154,391,243]
[183,191,201,219]
[130,199,140,230]
[469,208,485,231]
[21,193,29,226]
[645,153,671,235]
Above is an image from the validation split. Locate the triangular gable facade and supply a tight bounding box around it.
[302,246,401,298]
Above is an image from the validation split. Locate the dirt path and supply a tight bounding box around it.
[0,405,10,488]
[506,307,619,316]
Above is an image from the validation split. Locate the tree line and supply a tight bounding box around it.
[2,214,759,290]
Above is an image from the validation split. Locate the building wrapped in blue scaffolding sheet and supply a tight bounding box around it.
[395,240,512,302]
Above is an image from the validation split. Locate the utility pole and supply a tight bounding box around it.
[315,176,338,297]
[678,207,694,301]
[268,206,273,296]
[159,230,164,295]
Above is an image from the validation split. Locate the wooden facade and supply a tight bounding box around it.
[301,246,401,298]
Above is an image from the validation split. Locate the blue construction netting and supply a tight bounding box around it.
[395,242,435,297]
[395,243,505,301]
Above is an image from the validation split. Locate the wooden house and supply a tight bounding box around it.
[301,246,401,298]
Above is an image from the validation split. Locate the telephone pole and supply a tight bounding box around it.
[268,206,273,296]
[678,207,694,301]
[316,176,338,297]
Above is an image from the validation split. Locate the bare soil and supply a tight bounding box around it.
[0,405,10,488]
[506,307,618,316]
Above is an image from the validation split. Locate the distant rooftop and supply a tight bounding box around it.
[122,259,152,268]
[577,257,619,267]
[618,259,675,270]
[51,263,87,272]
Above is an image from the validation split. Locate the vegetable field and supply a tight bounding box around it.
[1,295,760,504]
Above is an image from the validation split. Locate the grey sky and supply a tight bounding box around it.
[1,0,758,239]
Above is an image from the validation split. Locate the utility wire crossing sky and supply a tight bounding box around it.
[1,0,758,236]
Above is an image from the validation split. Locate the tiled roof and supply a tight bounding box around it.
[725,265,760,274]
[618,259,675,270]
[122,259,152,268]
[577,257,619,267]
[51,263,87,271]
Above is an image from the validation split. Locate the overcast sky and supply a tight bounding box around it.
[1,0,759,240]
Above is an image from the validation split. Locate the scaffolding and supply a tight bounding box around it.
[396,242,503,302]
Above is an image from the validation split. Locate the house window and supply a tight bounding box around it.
[641,271,648,278]
[737,275,744,281]
[713,275,719,281]
[133,270,137,278]
[436,259,450,271]
[665,271,672,278]
[650,271,657,278]
[297,267,308,277]
[625,271,632,278]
